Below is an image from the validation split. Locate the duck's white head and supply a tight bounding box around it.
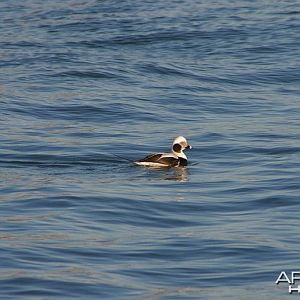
[172,136,192,159]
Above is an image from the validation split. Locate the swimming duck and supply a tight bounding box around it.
[135,136,192,167]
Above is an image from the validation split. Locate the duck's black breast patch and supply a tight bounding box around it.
[179,157,188,166]
[172,143,182,153]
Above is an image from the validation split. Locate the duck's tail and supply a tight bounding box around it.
[112,154,134,163]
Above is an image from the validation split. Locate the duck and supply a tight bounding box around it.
[135,136,192,167]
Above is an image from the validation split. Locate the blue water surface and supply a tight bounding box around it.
[1,0,300,299]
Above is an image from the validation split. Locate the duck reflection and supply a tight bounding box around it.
[150,166,189,182]
[163,166,189,181]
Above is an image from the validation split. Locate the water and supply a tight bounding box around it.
[1,0,300,299]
